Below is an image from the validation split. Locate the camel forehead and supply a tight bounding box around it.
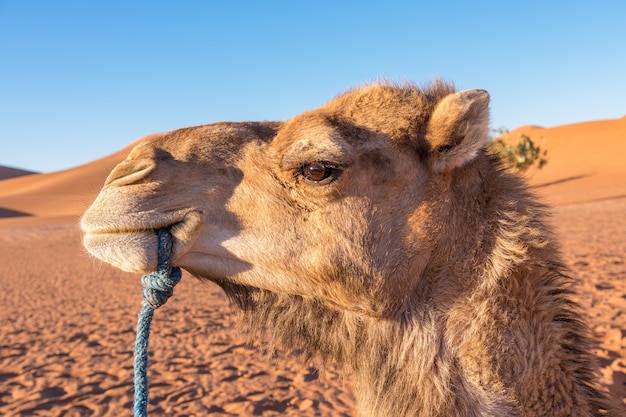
[272,106,393,156]
[272,82,454,156]
[272,121,357,167]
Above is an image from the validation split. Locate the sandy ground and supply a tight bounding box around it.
[0,117,625,416]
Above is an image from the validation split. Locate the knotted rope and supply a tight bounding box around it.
[133,228,182,417]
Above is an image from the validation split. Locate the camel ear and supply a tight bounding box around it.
[426,89,490,173]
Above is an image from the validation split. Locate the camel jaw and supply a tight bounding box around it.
[81,210,203,273]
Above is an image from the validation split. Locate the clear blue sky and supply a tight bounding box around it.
[1,1,624,173]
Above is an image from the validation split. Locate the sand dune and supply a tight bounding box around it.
[1,117,625,416]
[509,115,626,206]
[0,166,38,181]
[0,142,136,220]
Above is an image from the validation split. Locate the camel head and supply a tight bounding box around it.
[82,82,490,318]
[82,82,626,417]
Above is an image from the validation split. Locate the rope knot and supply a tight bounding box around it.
[141,229,182,308]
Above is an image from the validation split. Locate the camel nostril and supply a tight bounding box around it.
[105,159,156,187]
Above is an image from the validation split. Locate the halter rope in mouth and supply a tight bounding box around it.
[133,228,182,417]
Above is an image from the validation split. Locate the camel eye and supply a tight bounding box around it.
[302,162,333,183]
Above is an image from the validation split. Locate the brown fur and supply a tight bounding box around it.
[82,81,624,416]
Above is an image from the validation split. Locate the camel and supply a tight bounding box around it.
[81,81,624,417]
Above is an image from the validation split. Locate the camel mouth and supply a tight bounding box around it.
[81,210,188,235]
[81,210,203,273]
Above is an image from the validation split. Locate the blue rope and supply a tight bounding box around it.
[133,228,182,417]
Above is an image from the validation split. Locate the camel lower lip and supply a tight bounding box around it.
[81,210,203,273]
[83,230,159,273]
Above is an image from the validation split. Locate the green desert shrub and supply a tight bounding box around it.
[489,128,548,172]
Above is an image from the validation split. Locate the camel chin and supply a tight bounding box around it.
[83,231,158,273]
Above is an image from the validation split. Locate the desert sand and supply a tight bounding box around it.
[1,117,625,416]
